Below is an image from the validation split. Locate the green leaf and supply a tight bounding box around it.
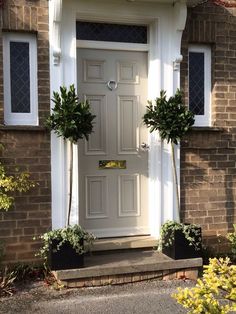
[142,89,195,144]
[46,85,96,144]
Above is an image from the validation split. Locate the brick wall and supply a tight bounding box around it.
[0,0,235,262]
[0,0,51,263]
[181,1,236,253]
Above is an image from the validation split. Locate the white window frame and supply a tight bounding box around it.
[3,33,38,126]
[188,45,211,127]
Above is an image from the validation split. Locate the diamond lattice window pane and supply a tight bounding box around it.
[76,21,147,44]
[10,41,30,113]
[189,52,204,115]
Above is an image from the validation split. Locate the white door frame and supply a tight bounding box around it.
[49,0,187,238]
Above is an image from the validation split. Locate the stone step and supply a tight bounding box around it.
[91,236,158,252]
[53,250,203,288]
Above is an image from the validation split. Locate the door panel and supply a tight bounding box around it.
[77,48,149,238]
[84,95,107,155]
[118,174,140,217]
[85,175,108,219]
[117,95,138,154]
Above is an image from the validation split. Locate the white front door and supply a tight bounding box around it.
[77,48,149,238]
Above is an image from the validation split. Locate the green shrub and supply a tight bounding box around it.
[227,224,236,258]
[173,258,236,314]
[0,142,34,211]
[12,263,45,282]
[0,161,35,211]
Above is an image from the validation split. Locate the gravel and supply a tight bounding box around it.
[0,279,194,314]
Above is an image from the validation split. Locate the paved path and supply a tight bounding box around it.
[0,279,194,314]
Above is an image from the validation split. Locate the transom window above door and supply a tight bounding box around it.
[76,21,148,44]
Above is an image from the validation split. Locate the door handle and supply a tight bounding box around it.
[107,80,118,91]
[140,142,150,151]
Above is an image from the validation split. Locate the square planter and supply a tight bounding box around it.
[162,227,202,260]
[49,240,84,270]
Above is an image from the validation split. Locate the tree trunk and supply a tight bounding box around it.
[67,141,73,226]
[171,142,180,222]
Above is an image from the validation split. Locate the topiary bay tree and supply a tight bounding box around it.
[142,89,194,221]
[46,84,96,226]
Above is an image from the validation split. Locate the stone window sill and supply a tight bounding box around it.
[191,126,223,132]
[0,125,47,132]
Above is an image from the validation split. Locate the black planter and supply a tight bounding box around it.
[49,240,84,270]
[162,227,202,260]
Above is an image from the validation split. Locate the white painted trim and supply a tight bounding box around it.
[50,0,66,229]
[77,40,149,51]
[3,33,38,126]
[50,0,187,236]
[74,0,173,24]
[52,0,62,65]
[188,45,212,127]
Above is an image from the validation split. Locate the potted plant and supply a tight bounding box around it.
[36,85,96,270]
[143,90,201,259]
[37,225,95,270]
[160,221,202,260]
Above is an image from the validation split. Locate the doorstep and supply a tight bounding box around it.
[91,235,158,252]
[53,250,203,288]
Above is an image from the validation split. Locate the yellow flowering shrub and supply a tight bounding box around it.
[173,258,236,314]
[0,161,35,211]
[227,224,236,258]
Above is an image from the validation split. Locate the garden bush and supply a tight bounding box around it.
[173,258,236,314]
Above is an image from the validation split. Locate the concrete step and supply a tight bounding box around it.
[91,236,158,252]
[53,250,203,288]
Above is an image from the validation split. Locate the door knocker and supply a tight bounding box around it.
[107,80,118,91]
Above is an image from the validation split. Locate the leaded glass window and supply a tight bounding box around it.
[189,52,204,115]
[3,33,38,125]
[10,42,30,113]
[188,45,211,127]
[76,21,147,44]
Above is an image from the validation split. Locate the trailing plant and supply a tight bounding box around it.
[46,85,96,225]
[173,258,236,314]
[143,90,194,220]
[0,159,35,211]
[160,220,202,251]
[227,224,236,257]
[35,224,95,264]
